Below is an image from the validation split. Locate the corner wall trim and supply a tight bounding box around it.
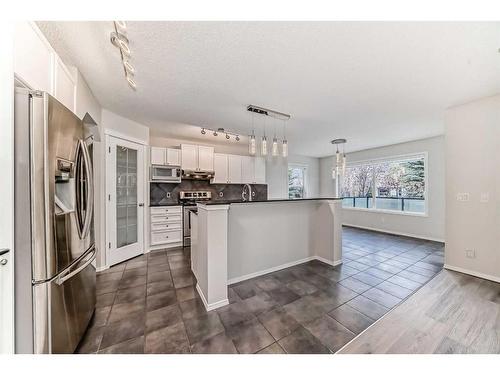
[96,266,109,273]
[227,255,340,285]
[195,283,229,311]
[343,223,445,243]
[444,264,500,284]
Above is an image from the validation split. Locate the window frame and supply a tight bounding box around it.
[287,163,308,199]
[341,152,429,217]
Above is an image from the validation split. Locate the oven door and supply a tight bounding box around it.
[150,165,181,182]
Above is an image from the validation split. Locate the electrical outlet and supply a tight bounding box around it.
[166,192,171,198]
[465,249,476,259]
[456,193,469,202]
[480,192,489,203]
[219,191,224,198]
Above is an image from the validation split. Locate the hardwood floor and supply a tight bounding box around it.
[339,269,500,354]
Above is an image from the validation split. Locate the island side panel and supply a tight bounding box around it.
[311,200,343,265]
[227,201,324,283]
[196,204,229,310]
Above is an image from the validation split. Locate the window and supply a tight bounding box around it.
[288,164,307,199]
[341,154,426,214]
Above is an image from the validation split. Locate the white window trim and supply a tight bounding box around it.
[288,163,308,199]
[342,152,428,216]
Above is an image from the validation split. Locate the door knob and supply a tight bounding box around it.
[138,203,144,207]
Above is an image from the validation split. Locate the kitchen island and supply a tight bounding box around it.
[190,198,343,311]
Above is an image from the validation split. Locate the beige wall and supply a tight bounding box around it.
[320,136,446,241]
[444,94,500,282]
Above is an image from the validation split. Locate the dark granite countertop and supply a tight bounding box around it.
[198,198,342,206]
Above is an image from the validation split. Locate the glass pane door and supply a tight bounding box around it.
[116,146,138,248]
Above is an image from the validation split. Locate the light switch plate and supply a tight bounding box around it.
[466,249,476,258]
[456,193,469,202]
[480,192,489,203]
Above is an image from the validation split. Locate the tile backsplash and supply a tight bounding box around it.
[150,180,268,206]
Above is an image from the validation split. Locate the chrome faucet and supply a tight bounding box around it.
[242,184,253,202]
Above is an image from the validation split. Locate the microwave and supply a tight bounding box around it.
[150,165,181,183]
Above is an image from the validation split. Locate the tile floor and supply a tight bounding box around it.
[76,226,444,354]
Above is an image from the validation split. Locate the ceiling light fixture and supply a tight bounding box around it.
[110,21,136,90]
[331,138,347,197]
[247,105,291,158]
[282,119,288,158]
[272,118,278,157]
[249,112,256,156]
[199,126,240,142]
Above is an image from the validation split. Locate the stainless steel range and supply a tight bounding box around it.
[179,190,212,247]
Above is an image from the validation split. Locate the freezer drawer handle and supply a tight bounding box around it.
[55,245,96,286]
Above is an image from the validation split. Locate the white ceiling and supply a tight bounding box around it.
[37,21,500,157]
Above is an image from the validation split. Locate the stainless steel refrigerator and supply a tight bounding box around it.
[14,88,96,354]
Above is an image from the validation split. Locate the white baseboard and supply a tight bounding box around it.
[195,283,229,311]
[96,265,109,273]
[343,223,445,243]
[444,264,500,284]
[227,255,341,285]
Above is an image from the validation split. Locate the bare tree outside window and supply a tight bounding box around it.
[342,156,426,213]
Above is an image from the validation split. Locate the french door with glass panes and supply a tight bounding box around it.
[106,135,145,266]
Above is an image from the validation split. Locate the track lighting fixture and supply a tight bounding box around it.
[199,126,240,142]
[110,21,136,90]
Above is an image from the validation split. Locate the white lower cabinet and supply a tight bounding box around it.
[150,206,182,247]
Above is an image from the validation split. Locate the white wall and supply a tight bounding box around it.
[320,136,445,241]
[444,95,500,282]
[102,109,150,143]
[75,70,101,124]
[266,154,320,199]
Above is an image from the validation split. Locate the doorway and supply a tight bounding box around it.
[106,135,145,266]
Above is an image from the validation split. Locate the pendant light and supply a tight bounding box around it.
[261,116,268,156]
[272,118,278,157]
[282,119,288,158]
[331,138,347,177]
[249,113,256,156]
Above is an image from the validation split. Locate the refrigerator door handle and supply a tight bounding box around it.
[54,245,96,286]
[78,140,94,239]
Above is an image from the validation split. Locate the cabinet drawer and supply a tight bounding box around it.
[151,213,182,223]
[151,230,182,245]
[150,206,182,215]
[151,222,181,232]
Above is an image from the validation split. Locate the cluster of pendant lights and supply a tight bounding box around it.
[248,106,289,158]
[110,21,136,90]
[331,138,347,178]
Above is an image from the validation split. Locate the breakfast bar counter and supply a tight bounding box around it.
[191,198,343,311]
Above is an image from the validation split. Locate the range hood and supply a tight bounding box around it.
[182,170,214,180]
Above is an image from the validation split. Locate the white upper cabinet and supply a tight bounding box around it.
[150,147,166,165]
[14,22,78,114]
[212,154,228,183]
[151,147,181,166]
[53,57,76,112]
[14,22,53,93]
[212,154,266,184]
[241,156,254,183]
[198,146,214,171]
[181,144,214,171]
[228,155,242,184]
[254,157,266,184]
[166,148,181,166]
[181,144,198,170]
